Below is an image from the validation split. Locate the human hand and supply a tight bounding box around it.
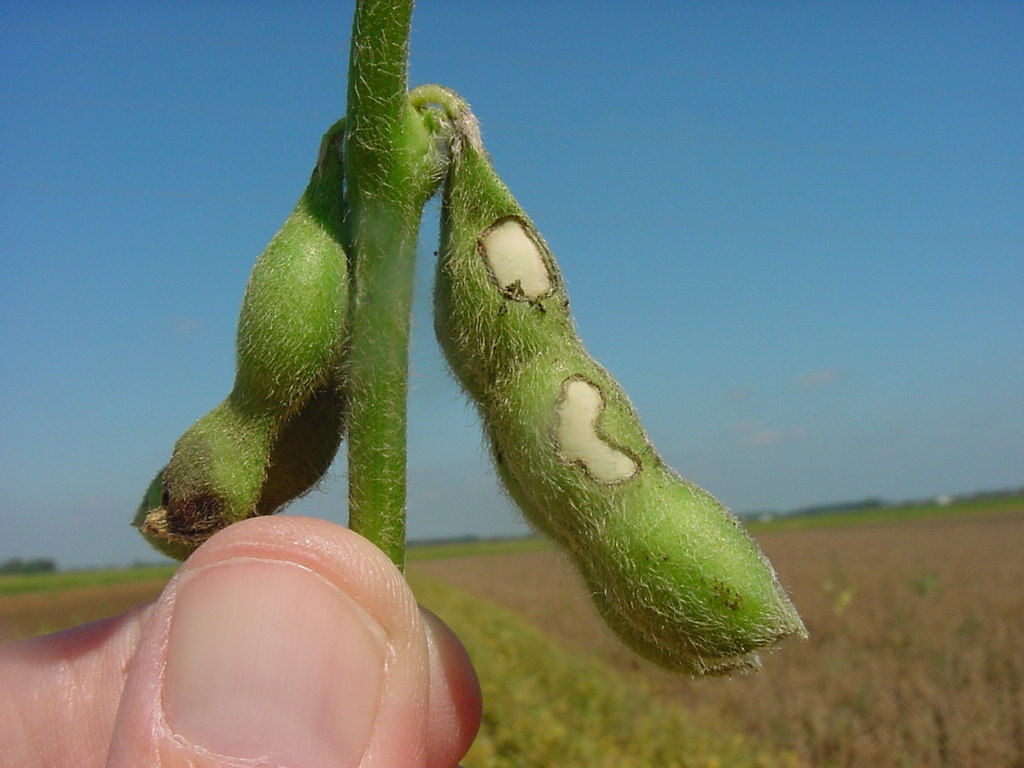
[0,516,482,767]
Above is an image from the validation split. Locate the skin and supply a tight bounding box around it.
[0,517,481,768]
[134,121,350,560]
[435,120,806,674]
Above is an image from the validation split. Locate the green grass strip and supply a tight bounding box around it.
[746,494,1023,533]
[0,565,177,596]
[411,573,795,768]
[406,536,549,562]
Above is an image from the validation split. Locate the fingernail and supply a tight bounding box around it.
[162,558,387,767]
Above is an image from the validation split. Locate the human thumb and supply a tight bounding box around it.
[106,516,475,768]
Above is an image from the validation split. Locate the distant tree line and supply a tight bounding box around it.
[954,485,1024,501]
[0,557,57,575]
[738,486,1023,522]
[790,498,885,517]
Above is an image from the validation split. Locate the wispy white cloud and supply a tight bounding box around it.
[732,421,809,447]
[793,368,844,388]
[166,315,202,336]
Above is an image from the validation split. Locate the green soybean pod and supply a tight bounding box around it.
[134,120,350,560]
[435,124,805,674]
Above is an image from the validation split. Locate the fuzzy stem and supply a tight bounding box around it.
[342,0,441,570]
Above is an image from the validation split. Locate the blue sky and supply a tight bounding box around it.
[2,2,1021,568]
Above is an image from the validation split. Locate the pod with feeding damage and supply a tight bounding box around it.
[435,120,805,674]
[134,121,350,560]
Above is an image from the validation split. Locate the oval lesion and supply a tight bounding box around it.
[477,217,555,301]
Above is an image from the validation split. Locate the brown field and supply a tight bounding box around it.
[0,580,167,642]
[413,513,1024,768]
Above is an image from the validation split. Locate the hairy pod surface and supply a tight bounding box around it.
[436,127,805,674]
[134,122,350,560]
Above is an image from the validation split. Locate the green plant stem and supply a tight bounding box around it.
[342,0,443,570]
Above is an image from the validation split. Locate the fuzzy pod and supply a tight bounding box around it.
[435,126,805,674]
[134,121,350,560]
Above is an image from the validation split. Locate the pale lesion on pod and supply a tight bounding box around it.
[477,216,556,302]
[554,375,640,484]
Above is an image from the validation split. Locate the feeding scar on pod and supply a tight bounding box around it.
[555,378,638,483]
[479,219,552,300]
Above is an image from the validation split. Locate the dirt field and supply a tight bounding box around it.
[0,580,167,641]
[413,513,1024,768]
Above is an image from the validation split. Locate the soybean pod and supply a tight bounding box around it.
[134,120,350,560]
[435,116,805,674]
